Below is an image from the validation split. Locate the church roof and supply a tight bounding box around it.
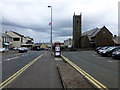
[82,26,109,41]
[82,27,101,37]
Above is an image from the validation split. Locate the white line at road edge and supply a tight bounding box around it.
[4,56,19,61]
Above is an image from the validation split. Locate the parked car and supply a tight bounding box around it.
[13,47,18,50]
[18,47,28,53]
[95,47,103,52]
[22,47,28,52]
[0,48,9,53]
[100,47,120,57]
[112,49,120,59]
[97,46,110,54]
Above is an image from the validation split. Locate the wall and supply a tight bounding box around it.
[6,32,22,48]
[95,27,114,47]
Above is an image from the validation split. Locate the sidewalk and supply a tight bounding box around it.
[4,53,63,88]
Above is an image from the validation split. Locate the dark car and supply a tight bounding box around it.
[100,47,120,57]
[112,49,120,59]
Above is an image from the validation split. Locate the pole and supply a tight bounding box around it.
[51,6,52,54]
[48,6,53,55]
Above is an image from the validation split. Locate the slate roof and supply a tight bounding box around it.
[113,37,120,44]
[82,26,109,41]
[6,31,24,37]
[0,33,12,38]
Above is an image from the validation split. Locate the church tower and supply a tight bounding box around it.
[73,13,82,48]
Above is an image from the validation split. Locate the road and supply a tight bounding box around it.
[62,51,118,88]
[2,50,45,82]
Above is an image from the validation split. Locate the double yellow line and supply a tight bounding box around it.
[61,55,109,90]
[0,54,43,89]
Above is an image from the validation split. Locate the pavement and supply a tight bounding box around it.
[3,52,63,88]
[55,57,94,89]
[62,51,119,89]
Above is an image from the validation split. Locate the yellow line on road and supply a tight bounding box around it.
[0,54,43,89]
[61,55,109,90]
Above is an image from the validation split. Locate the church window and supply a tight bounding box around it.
[77,20,79,23]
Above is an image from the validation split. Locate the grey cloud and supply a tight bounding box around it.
[0,0,118,43]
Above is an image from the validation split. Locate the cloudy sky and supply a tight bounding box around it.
[0,0,119,43]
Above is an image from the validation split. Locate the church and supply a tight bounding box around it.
[73,13,114,48]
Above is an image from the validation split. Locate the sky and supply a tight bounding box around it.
[0,0,119,43]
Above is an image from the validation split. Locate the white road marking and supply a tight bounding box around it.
[22,54,28,56]
[92,54,96,56]
[108,60,113,62]
[4,56,19,61]
[55,58,62,61]
[14,53,21,55]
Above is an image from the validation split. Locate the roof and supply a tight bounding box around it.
[0,33,12,38]
[6,31,24,37]
[82,26,110,41]
[82,28,101,37]
[113,37,120,44]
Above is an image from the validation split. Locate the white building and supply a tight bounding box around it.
[6,31,34,48]
[0,33,12,48]
[6,31,24,48]
[21,36,34,48]
[64,38,73,48]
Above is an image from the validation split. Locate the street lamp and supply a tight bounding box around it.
[48,5,53,54]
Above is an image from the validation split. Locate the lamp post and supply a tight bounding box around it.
[48,5,53,54]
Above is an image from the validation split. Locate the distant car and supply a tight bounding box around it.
[22,47,28,52]
[95,47,103,52]
[13,47,18,50]
[45,48,49,50]
[0,48,9,53]
[100,47,120,57]
[18,47,28,53]
[112,49,120,59]
[98,46,110,54]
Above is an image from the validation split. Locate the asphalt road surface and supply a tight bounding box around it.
[2,50,45,82]
[62,51,119,88]
[5,52,63,88]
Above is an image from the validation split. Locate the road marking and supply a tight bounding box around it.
[61,55,109,90]
[91,54,97,56]
[0,54,43,89]
[108,60,113,63]
[22,54,28,56]
[55,58,62,61]
[14,53,21,55]
[4,56,19,61]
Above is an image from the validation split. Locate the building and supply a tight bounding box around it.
[64,38,73,48]
[0,33,12,48]
[73,13,81,48]
[6,31,24,48]
[113,35,120,45]
[81,26,114,48]
[6,31,34,48]
[21,36,34,48]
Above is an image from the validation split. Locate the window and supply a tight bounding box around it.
[77,20,79,23]
[13,38,20,41]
